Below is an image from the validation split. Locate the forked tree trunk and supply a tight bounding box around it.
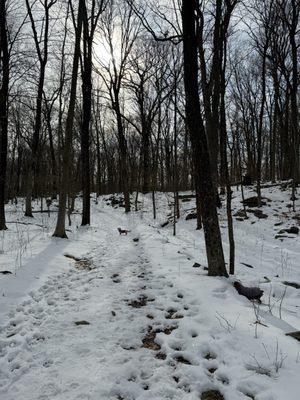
[80,1,92,226]
[182,0,227,277]
[53,0,84,238]
[24,0,52,217]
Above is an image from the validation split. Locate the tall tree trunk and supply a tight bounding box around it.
[289,0,299,209]
[81,3,92,226]
[45,102,58,197]
[114,93,130,213]
[0,0,9,230]
[141,128,150,193]
[257,44,268,207]
[220,46,234,274]
[182,0,227,277]
[53,0,84,238]
[24,0,52,216]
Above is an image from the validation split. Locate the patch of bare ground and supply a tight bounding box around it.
[64,254,93,270]
[156,325,178,335]
[142,327,161,350]
[155,352,167,360]
[201,390,225,400]
[173,354,191,365]
[127,295,148,308]
[165,308,184,319]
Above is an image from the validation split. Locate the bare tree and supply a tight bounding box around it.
[80,0,108,225]
[24,0,57,217]
[0,0,9,230]
[95,1,140,212]
[53,0,84,238]
[182,0,228,277]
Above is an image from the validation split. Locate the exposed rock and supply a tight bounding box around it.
[242,196,267,207]
[177,194,196,200]
[278,226,299,235]
[133,237,139,242]
[286,331,300,342]
[109,196,124,206]
[281,181,291,190]
[285,226,299,234]
[247,209,268,219]
[234,209,247,218]
[275,234,289,240]
[74,320,90,326]
[186,212,197,220]
[0,270,12,275]
[193,262,201,268]
[282,281,300,289]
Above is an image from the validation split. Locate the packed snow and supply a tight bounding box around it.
[0,184,300,400]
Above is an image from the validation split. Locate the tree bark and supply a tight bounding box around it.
[24,0,52,217]
[53,0,84,238]
[0,0,9,230]
[80,1,92,226]
[289,0,299,209]
[182,0,227,277]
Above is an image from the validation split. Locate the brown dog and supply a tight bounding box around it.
[118,227,130,235]
[233,281,264,302]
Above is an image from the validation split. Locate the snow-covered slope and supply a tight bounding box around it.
[0,185,299,400]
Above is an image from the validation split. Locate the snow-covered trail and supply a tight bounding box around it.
[1,194,300,400]
[0,209,195,400]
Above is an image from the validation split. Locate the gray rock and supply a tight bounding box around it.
[286,331,300,342]
[186,212,197,220]
[285,226,299,234]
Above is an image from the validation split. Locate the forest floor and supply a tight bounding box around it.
[0,184,300,400]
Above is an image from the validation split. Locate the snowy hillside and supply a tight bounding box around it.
[0,185,300,400]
